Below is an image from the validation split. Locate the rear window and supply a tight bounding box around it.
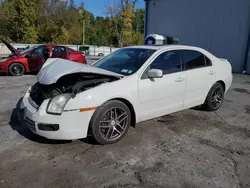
[52,46,66,54]
[67,48,74,53]
[205,56,212,66]
[181,50,206,70]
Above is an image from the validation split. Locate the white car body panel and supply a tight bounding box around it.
[138,71,186,122]
[214,58,233,92]
[20,91,93,139]
[20,45,233,140]
[64,75,140,120]
[184,67,216,108]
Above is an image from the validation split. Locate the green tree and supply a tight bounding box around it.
[122,1,134,46]
[37,0,83,44]
[0,0,15,41]
[86,17,112,46]
[105,0,144,47]
[133,8,144,34]
[52,26,69,44]
[0,0,144,46]
[11,0,40,43]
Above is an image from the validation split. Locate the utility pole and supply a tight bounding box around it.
[82,0,85,45]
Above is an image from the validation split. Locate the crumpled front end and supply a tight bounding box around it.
[29,72,119,108]
[19,88,93,140]
[37,58,123,85]
[19,59,121,140]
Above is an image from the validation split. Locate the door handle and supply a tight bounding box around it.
[175,77,185,82]
[208,71,215,75]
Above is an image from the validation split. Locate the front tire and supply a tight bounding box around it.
[202,83,224,111]
[8,63,25,76]
[89,100,131,145]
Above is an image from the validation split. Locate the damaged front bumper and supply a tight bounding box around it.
[19,90,94,140]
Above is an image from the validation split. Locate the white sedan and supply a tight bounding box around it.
[19,45,233,144]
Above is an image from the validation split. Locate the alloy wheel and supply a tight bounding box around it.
[99,107,128,141]
[210,87,224,108]
[12,65,22,75]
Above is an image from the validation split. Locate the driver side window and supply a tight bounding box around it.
[150,51,182,75]
[141,50,182,79]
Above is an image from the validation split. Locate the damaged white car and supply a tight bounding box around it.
[19,45,232,144]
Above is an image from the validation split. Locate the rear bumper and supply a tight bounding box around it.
[225,73,233,92]
[19,91,94,140]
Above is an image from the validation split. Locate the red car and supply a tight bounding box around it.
[0,40,87,76]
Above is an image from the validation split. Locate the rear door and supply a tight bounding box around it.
[51,46,68,59]
[27,45,48,72]
[180,50,215,108]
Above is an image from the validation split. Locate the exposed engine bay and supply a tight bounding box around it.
[30,73,120,106]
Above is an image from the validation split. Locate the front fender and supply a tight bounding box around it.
[64,76,139,117]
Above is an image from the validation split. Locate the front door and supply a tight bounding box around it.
[138,50,186,121]
[27,45,48,72]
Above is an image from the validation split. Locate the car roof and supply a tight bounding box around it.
[45,44,65,47]
[125,45,205,51]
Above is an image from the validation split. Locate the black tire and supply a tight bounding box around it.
[89,100,131,145]
[202,82,224,111]
[8,63,25,76]
[98,53,104,56]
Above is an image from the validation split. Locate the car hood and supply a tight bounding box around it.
[1,39,20,56]
[37,58,124,85]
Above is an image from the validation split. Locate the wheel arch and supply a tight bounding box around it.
[202,80,226,111]
[215,80,226,92]
[8,62,27,73]
[107,98,136,128]
[87,97,137,140]
[203,80,226,104]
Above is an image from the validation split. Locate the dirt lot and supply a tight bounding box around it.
[0,72,250,188]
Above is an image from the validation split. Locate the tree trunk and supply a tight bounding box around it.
[82,19,85,44]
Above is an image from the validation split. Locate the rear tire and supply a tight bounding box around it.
[8,63,25,76]
[202,83,224,111]
[89,100,131,145]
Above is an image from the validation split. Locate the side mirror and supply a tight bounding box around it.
[147,69,163,79]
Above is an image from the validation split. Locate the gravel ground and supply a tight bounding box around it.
[0,67,250,188]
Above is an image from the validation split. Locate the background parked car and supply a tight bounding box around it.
[0,40,87,76]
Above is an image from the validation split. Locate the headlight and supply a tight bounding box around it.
[46,94,72,115]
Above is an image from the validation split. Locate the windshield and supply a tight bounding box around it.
[20,45,40,54]
[94,48,156,76]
